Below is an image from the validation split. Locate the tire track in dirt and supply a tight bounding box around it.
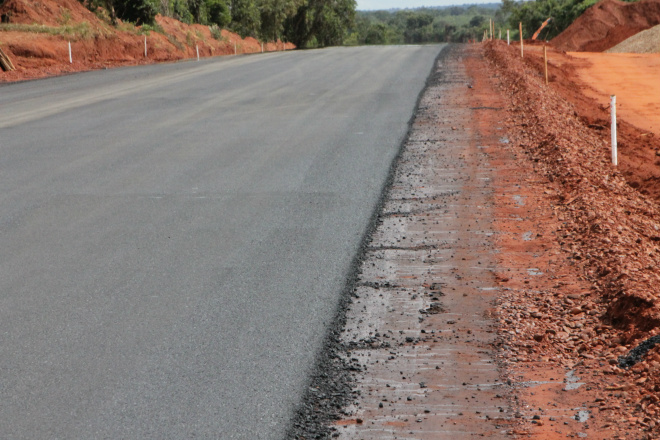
[331,44,516,439]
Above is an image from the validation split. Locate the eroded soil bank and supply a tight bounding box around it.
[0,0,293,82]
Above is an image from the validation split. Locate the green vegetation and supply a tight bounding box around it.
[502,0,641,41]
[501,0,595,40]
[138,22,165,35]
[209,23,223,39]
[0,22,97,40]
[283,0,357,47]
[344,4,502,45]
[79,0,357,47]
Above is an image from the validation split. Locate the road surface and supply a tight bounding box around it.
[0,45,444,439]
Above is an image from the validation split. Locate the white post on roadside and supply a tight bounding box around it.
[611,95,618,166]
[261,42,264,53]
[507,29,510,45]
[68,41,72,64]
[196,45,199,61]
[144,35,147,58]
[234,42,237,55]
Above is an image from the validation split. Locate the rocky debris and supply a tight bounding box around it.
[486,40,660,337]
[484,39,660,436]
[286,328,358,440]
[619,335,660,368]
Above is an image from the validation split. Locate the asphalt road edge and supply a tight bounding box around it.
[285,43,455,440]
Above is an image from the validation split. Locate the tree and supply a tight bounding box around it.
[206,0,231,27]
[469,15,485,27]
[231,0,261,37]
[364,22,387,44]
[94,0,158,24]
[284,0,356,48]
[259,0,301,41]
[403,12,434,43]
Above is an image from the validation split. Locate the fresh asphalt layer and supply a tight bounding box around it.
[0,45,444,439]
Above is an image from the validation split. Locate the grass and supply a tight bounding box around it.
[166,33,184,51]
[138,23,165,35]
[209,24,224,41]
[0,22,97,40]
[58,8,72,26]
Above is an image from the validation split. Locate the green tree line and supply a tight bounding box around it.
[345,0,638,47]
[80,0,356,47]
[344,5,502,45]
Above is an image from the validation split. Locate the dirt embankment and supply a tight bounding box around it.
[552,0,660,52]
[0,0,293,82]
[488,41,660,338]
[485,40,660,436]
[607,23,660,53]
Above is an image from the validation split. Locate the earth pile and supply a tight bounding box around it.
[606,23,660,53]
[552,0,660,51]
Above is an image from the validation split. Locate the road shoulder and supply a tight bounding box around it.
[330,44,515,439]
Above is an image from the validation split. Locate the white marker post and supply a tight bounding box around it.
[234,42,237,55]
[68,41,72,64]
[144,35,147,58]
[507,29,510,45]
[611,95,618,166]
[261,42,264,53]
[196,45,199,61]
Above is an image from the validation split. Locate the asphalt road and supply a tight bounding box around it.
[0,45,444,439]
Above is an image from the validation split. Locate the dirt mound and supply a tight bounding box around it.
[487,42,660,337]
[552,0,660,52]
[485,39,660,436]
[0,0,293,82]
[607,23,660,52]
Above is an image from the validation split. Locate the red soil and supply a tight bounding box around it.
[552,0,660,52]
[1,0,98,26]
[484,40,660,437]
[568,52,660,135]
[0,0,293,82]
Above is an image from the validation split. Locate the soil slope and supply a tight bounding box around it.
[552,0,660,52]
[607,23,660,53]
[0,0,293,82]
[485,39,660,437]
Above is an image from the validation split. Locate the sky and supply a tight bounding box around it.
[356,0,497,10]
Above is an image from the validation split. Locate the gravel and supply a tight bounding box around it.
[606,24,660,53]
